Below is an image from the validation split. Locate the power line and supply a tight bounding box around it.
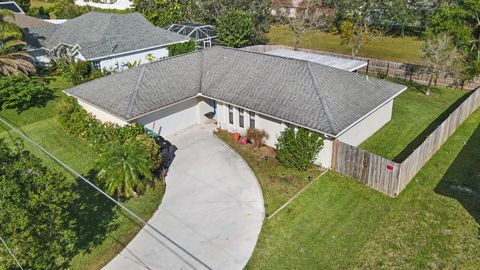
[0,117,212,270]
[0,235,24,270]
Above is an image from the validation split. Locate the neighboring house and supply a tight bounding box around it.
[75,0,134,10]
[65,46,406,169]
[265,48,367,72]
[5,12,52,28]
[23,12,190,70]
[166,23,217,48]
[0,1,24,13]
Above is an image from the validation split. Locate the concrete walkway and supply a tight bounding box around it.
[103,125,264,270]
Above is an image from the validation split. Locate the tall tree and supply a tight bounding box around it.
[426,0,480,80]
[273,0,333,50]
[96,143,152,199]
[0,10,35,76]
[335,0,380,56]
[133,0,184,28]
[192,0,272,44]
[421,33,464,95]
[216,10,254,48]
[0,140,78,270]
[383,0,419,36]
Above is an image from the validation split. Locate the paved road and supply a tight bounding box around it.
[103,125,264,270]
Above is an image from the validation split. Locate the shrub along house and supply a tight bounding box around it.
[22,11,190,70]
[64,46,406,168]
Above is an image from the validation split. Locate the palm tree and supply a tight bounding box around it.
[95,143,153,200]
[0,10,36,76]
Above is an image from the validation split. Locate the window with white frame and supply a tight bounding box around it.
[228,105,233,124]
[91,61,101,70]
[239,108,244,128]
[249,111,255,128]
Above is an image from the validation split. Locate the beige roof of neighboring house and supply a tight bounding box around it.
[6,13,51,28]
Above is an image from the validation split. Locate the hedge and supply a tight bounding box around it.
[57,97,162,172]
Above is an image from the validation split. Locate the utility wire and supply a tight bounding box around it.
[0,235,24,270]
[0,117,212,270]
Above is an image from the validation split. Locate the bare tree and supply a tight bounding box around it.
[273,0,332,50]
[421,33,464,95]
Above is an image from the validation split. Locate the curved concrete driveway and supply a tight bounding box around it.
[103,125,264,270]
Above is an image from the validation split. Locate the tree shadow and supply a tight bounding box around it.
[70,169,118,253]
[393,91,474,162]
[434,123,480,225]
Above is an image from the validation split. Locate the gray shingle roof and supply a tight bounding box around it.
[23,12,189,59]
[65,46,406,136]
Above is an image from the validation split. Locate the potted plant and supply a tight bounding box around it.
[240,136,249,145]
[232,132,241,142]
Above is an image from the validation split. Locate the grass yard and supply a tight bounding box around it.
[360,80,468,161]
[246,106,480,269]
[215,130,323,216]
[268,25,424,64]
[30,0,54,9]
[0,75,164,270]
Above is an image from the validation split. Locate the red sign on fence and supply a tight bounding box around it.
[386,164,394,171]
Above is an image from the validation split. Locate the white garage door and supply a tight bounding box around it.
[136,98,198,137]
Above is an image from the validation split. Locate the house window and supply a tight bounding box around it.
[239,108,244,128]
[228,105,233,124]
[92,61,101,70]
[249,111,255,129]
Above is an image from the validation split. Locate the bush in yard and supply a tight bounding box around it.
[246,128,268,149]
[167,40,196,57]
[216,10,254,48]
[57,59,99,85]
[0,75,54,112]
[56,97,161,174]
[95,143,152,199]
[0,139,78,269]
[133,133,163,172]
[276,127,324,171]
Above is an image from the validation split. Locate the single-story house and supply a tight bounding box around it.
[23,11,190,70]
[5,12,52,28]
[0,1,24,13]
[65,46,406,168]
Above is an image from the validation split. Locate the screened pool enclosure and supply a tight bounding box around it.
[166,23,216,48]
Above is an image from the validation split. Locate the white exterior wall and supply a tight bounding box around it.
[214,102,334,168]
[77,100,128,126]
[338,100,393,146]
[97,47,169,71]
[76,95,394,169]
[197,96,215,123]
[136,98,199,137]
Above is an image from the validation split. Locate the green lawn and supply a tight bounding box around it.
[0,75,164,270]
[360,80,468,161]
[247,107,480,269]
[268,25,424,64]
[30,0,54,9]
[215,130,323,216]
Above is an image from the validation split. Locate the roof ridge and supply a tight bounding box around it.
[306,62,339,134]
[125,65,146,119]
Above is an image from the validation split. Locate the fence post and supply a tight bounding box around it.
[365,59,370,74]
[386,62,390,77]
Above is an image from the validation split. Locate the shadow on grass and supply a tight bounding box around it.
[392,91,474,162]
[434,124,480,225]
[71,169,118,254]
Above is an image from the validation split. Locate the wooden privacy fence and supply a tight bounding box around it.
[243,45,480,90]
[331,88,480,197]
